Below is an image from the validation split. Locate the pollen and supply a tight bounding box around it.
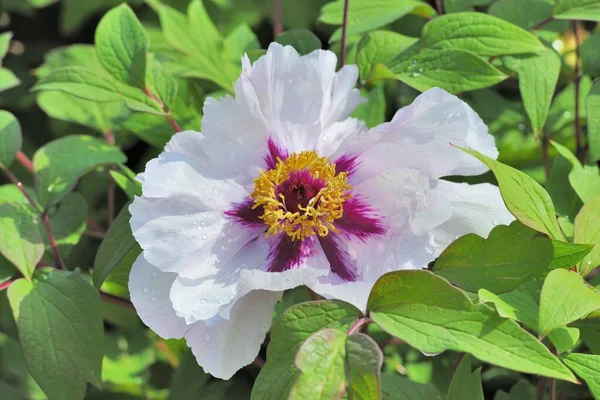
[251,151,352,241]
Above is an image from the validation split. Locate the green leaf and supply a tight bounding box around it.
[95,4,148,87]
[7,269,103,400]
[489,0,569,39]
[581,32,600,78]
[574,195,600,274]
[508,380,536,400]
[345,333,383,400]
[380,374,442,400]
[588,80,600,163]
[547,76,592,134]
[93,204,141,289]
[169,349,210,399]
[553,0,600,21]
[320,0,436,42]
[146,55,177,110]
[368,270,577,382]
[551,141,600,204]
[0,203,43,279]
[433,221,591,293]
[478,281,542,330]
[0,32,12,59]
[109,166,141,200]
[275,29,321,55]
[445,0,493,13]
[252,300,361,400]
[289,328,347,400]
[33,134,126,208]
[504,49,560,135]
[387,49,506,94]
[548,326,580,354]
[352,84,386,128]
[539,269,600,336]
[458,147,564,240]
[0,68,20,93]
[0,110,22,169]
[446,355,484,400]
[422,12,544,56]
[563,353,600,397]
[102,331,155,386]
[154,1,242,91]
[356,30,418,82]
[547,155,583,222]
[33,67,162,115]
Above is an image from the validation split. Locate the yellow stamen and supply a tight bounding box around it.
[251,151,352,241]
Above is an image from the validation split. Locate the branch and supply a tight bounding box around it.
[84,229,106,239]
[340,0,350,68]
[104,129,116,225]
[435,0,444,15]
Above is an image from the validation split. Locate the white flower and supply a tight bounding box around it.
[128,43,514,379]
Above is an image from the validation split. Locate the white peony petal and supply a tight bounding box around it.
[431,180,515,248]
[128,253,187,339]
[169,235,329,323]
[185,290,282,380]
[130,196,259,278]
[335,88,497,184]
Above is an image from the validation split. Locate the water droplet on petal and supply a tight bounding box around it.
[262,324,270,332]
[143,287,150,293]
[204,332,211,341]
[152,272,157,277]
[201,299,207,304]
[202,234,208,240]
[212,188,220,195]
[163,316,168,320]
[492,219,498,225]
[151,296,157,302]
[196,225,203,231]
[162,301,168,306]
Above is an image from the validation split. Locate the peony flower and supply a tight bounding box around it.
[128,43,514,379]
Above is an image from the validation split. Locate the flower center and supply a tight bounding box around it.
[251,151,352,241]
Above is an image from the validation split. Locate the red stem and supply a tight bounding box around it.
[3,168,42,213]
[84,230,106,239]
[340,0,350,68]
[16,151,33,172]
[273,0,283,37]
[100,291,135,309]
[0,280,12,292]
[572,21,583,161]
[348,316,371,335]
[435,0,444,14]
[41,212,65,269]
[143,88,182,133]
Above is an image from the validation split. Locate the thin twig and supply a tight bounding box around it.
[541,130,551,179]
[41,212,65,269]
[156,340,179,367]
[572,21,584,161]
[348,316,371,335]
[435,0,444,15]
[100,291,135,309]
[143,88,182,133]
[273,0,283,37]
[532,16,553,30]
[16,151,33,172]
[340,0,350,68]
[537,377,546,400]
[3,168,42,213]
[4,167,66,269]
